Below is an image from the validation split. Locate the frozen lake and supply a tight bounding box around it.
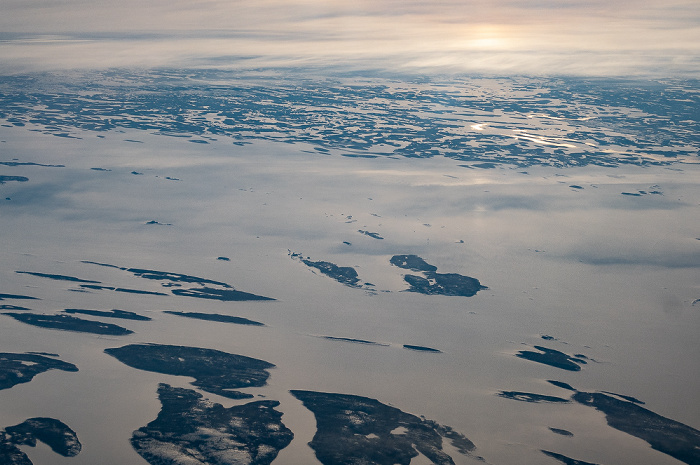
[0,71,698,465]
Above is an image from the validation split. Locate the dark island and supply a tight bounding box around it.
[301,259,361,287]
[78,284,168,296]
[390,255,438,273]
[132,383,293,465]
[541,450,599,465]
[1,417,81,464]
[171,287,274,301]
[358,230,384,240]
[164,311,264,326]
[403,273,486,297]
[105,344,275,399]
[0,161,63,167]
[600,391,644,405]
[3,313,133,336]
[515,346,587,371]
[403,344,442,353]
[63,308,152,321]
[547,380,576,391]
[499,381,700,465]
[0,304,30,310]
[15,271,100,284]
[0,353,78,390]
[81,261,275,301]
[549,427,574,437]
[83,261,230,286]
[496,391,570,404]
[290,390,478,465]
[0,293,38,301]
[0,175,29,184]
[322,336,387,346]
[390,255,486,297]
[290,252,375,290]
[572,392,700,465]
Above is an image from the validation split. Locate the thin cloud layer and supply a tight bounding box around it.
[0,0,698,75]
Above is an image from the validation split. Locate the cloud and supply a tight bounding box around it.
[0,0,698,75]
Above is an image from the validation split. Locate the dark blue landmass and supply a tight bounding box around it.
[515,346,587,371]
[390,255,438,273]
[16,271,100,283]
[105,344,275,399]
[0,161,64,167]
[499,382,700,465]
[63,308,151,321]
[549,427,574,437]
[3,313,133,335]
[291,252,375,290]
[323,336,387,346]
[403,344,441,353]
[403,273,486,297]
[291,390,478,465]
[163,311,264,326]
[0,175,29,184]
[0,353,78,390]
[78,284,168,296]
[1,417,81,464]
[600,390,645,404]
[572,392,700,465]
[0,304,30,310]
[170,287,274,301]
[358,230,384,240]
[547,380,576,391]
[132,384,293,465]
[301,259,361,287]
[497,391,570,403]
[81,261,274,301]
[541,450,599,465]
[0,293,38,301]
[390,254,486,297]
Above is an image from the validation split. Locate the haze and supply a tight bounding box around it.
[1,0,698,75]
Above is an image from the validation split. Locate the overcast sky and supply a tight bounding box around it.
[1,0,698,75]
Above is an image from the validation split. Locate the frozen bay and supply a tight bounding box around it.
[0,71,698,465]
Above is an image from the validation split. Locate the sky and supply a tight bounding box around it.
[0,0,699,75]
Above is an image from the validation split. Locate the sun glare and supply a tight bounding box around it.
[453,25,512,51]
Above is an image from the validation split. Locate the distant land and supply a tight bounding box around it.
[1,70,695,169]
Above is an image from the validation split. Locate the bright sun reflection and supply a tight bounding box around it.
[455,25,511,51]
